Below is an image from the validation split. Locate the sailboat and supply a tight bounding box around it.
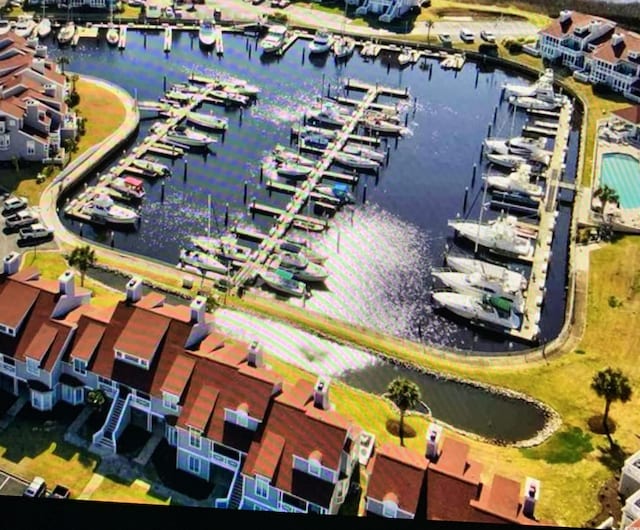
[36,4,51,39]
[198,19,216,48]
[106,2,119,47]
[333,2,354,60]
[57,5,75,46]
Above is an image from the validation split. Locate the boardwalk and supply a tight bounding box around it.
[232,80,405,290]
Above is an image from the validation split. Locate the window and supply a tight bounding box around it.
[72,358,87,375]
[308,459,321,477]
[187,455,201,474]
[255,478,268,499]
[26,358,39,376]
[163,393,179,411]
[189,429,201,450]
[382,500,398,518]
[26,141,35,156]
[236,410,249,428]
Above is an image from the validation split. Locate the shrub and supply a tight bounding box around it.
[267,11,288,23]
[478,43,498,56]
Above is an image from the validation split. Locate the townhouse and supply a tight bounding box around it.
[0,33,76,163]
[538,10,640,102]
[0,252,550,522]
[350,0,419,23]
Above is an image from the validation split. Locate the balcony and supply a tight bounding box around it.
[0,362,15,375]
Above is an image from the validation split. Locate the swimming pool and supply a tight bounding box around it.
[600,153,640,209]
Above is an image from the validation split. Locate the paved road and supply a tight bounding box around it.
[0,471,28,497]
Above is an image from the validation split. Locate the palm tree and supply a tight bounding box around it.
[56,55,70,75]
[594,185,620,216]
[67,245,96,287]
[591,367,632,448]
[386,377,421,446]
[424,18,434,44]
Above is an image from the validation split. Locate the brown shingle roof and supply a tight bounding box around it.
[470,474,540,525]
[0,281,39,329]
[23,323,58,363]
[591,29,640,64]
[182,384,219,432]
[250,431,285,480]
[68,320,106,363]
[430,437,483,484]
[113,308,170,362]
[160,354,196,398]
[366,443,428,515]
[613,106,640,124]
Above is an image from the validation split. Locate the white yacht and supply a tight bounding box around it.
[198,19,216,47]
[57,21,75,44]
[186,111,228,131]
[342,143,385,162]
[445,254,528,291]
[106,176,146,201]
[448,214,534,258]
[485,164,543,198]
[131,158,170,177]
[431,270,525,314]
[309,30,332,54]
[305,106,347,127]
[484,136,547,156]
[106,23,120,46]
[333,36,355,59]
[179,249,228,274]
[276,162,313,179]
[166,126,217,147]
[361,115,408,135]
[334,152,380,171]
[83,194,139,225]
[36,17,52,39]
[509,87,565,111]
[485,152,530,170]
[502,68,554,97]
[278,259,329,283]
[273,145,315,166]
[0,20,11,35]
[259,25,288,54]
[260,269,307,298]
[432,292,522,330]
[14,16,36,38]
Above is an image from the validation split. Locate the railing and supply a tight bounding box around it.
[210,451,240,469]
[0,362,15,374]
[131,395,151,410]
[573,70,590,83]
[92,387,120,445]
[214,469,242,509]
[112,392,132,441]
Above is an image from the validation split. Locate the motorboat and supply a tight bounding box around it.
[509,86,565,111]
[300,133,330,150]
[333,36,355,59]
[106,23,120,46]
[106,176,146,201]
[315,183,355,204]
[187,111,228,131]
[273,145,315,166]
[333,152,380,171]
[198,19,216,47]
[220,79,261,97]
[57,21,76,45]
[432,292,522,330]
[82,194,139,225]
[309,30,332,54]
[36,17,52,39]
[166,126,217,147]
[485,152,530,170]
[277,258,329,283]
[292,218,326,232]
[483,136,547,156]
[448,214,534,258]
[485,164,543,198]
[361,115,408,136]
[208,89,249,107]
[277,250,308,269]
[397,47,418,66]
[131,158,170,177]
[305,106,347,127]
[431,270,525,313]
[164,89,193,103]
[14,16,36,38]
[445,254,528,291]
[342,143,385,163]
[190,235,250,262]
[277,239,327,264]
[260,269,307,297]
[179,249,228,274]
[291,123,337,141]
[502,68,554,98]
[0,20,11,36]
[259,24,288,54]
[276,162,313,179]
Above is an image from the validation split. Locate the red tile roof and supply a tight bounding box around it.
[23,323,58,363]
[160,354,196,398]
[629,519,640,529]
[0,280,39,329]
[613,106,640,124]
[249,431,285,480]
[431,438,482,484]
[135,292,165,309]
[366,442,428,515]
[182,384,219,432]
[541,12,612,40]
[113,308,170,362]
[68,320,106,363]
[472,475,522,521]
[591,29,640,64]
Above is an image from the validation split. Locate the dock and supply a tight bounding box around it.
[278,31,300,56]
[164,26,172,52]
[215,25,223,55]
[231,80,408,290]
[328,95,399,114]
[508,98,574,343]
[526,108,560,119]
[265,179,342,206]
[118,25,127,49]
[523,125,557,138]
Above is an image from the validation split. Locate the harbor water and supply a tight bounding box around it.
[52,29,580,353]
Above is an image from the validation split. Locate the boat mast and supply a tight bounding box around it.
[475,172,490,255]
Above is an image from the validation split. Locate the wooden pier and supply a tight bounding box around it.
[345,79,410,98]
[508,98,574,343]
[523,125,557,138]
[328,95,398,114]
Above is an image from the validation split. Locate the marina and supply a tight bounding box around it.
[52,28,579,353]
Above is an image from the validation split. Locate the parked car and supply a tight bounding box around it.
[480,29,496,43]
[49,484,70,499]
[2,196,28,217]
[23,477,47,498]
[5,208,38,231]
[164,6,174,18]
[251,0,264,5]
[438,33,452,44]
[17,223,54,246]
[459,28,475,43]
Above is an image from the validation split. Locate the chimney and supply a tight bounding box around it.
[559,10,572,23]
[58,270,75,296]
[125,277,143,304]
[522,477,541,519]
[31,58,45,75]
[612,33,624,47]
[34,45,47,58]
[189,296,206,324]
[313,376,331,410]
[2,252,20,276]
[247,340,264,368]
[426,423,443,461]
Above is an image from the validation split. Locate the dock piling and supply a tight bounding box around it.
[239,107,243,127]
[493,106,498,125]
[183,159,188,181]
[259,165,263,183]
[385,146,390,166]
[161,181,165,203]
[243,181,248,204]
[301,47,305,65]
[362,183,367,204]
[463,187,469,213]
[225,203,229,227]
[471,164,477,188]
[487,122,492,137]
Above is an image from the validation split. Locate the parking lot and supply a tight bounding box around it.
[0,193,57,256]
[432,19,539,42]
[0,471,28,497]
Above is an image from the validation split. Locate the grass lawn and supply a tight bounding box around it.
[89,475,171,505]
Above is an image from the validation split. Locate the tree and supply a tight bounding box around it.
[591,367,632,448]
[386,377,421,446]
[594,185,620,216]
[68,245,96,287]
[56,55,70,75]
[86,389,106,411]
[424,18,434,44]
[205,292,220,313]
